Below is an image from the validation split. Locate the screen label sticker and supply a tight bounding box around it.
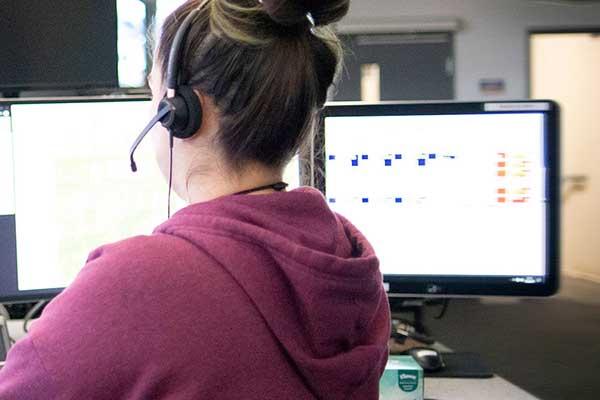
[485,102,551,112]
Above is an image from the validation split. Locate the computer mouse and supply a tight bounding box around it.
[406,347,445,372]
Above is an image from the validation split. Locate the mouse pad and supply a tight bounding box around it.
[425,352,494,378]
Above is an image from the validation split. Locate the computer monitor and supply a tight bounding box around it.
[0,97,301,302]
[316,101,560,297]
[0,1,118,91]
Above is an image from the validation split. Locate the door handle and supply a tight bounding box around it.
[561,175,588,185]
[561,175,589,202]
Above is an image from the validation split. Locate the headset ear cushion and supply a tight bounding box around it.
[171,86,203,139]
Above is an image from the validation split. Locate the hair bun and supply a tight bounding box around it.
[261,0,350,28]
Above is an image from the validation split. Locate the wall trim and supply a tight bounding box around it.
[336,17,462,35]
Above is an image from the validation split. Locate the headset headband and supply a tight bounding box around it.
[166,7,204,98]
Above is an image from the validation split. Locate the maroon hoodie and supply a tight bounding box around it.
[0,187,390,399]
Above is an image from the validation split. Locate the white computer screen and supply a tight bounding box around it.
[5,99,301,293]
[324,112,547,278]
[10,100,167,291]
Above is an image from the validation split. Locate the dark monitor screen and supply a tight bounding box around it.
[317,101,560,297]
[0,1,118,91]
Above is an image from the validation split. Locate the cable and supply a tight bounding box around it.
[0,304,9,321]
[23,300,47,333]
[434,299,450,320]
[168,132,174,219]
[0,304,17,345]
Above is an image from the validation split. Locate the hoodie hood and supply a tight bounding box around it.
[155,187,390,399]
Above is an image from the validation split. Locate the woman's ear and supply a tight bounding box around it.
[191,90,219,139]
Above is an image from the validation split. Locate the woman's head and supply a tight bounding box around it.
[151,0,349,200]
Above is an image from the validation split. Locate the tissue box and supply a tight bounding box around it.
[379,355,424,400]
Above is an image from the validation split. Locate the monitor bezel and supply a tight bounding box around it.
[0,96,151,303]
[315,100,560,297]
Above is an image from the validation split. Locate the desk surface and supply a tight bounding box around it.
[3,320,540,399]
[426,376,540,400]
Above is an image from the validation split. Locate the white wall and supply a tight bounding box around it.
[341,0,600,100]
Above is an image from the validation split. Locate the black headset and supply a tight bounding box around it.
[129,7,204,173]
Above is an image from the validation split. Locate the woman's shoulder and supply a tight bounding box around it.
[46,233,238,317]
[85,233,195,265]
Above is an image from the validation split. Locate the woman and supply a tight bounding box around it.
[0,0,390,398]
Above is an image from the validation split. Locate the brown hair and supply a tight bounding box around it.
[156,0,349,170]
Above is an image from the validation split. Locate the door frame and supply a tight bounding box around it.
[336,31,457,101]
[527,27,600,282]
[526,26,600,99]
[335,18,460,102]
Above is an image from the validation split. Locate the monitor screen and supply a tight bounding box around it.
[0,1,118,91]
[0,98,302,302]
[318,101,559,296]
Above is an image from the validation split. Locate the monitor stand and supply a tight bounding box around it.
[389,298,493,379]
[389,298,437,345]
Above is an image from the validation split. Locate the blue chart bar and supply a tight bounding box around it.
[341,152,454,168]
